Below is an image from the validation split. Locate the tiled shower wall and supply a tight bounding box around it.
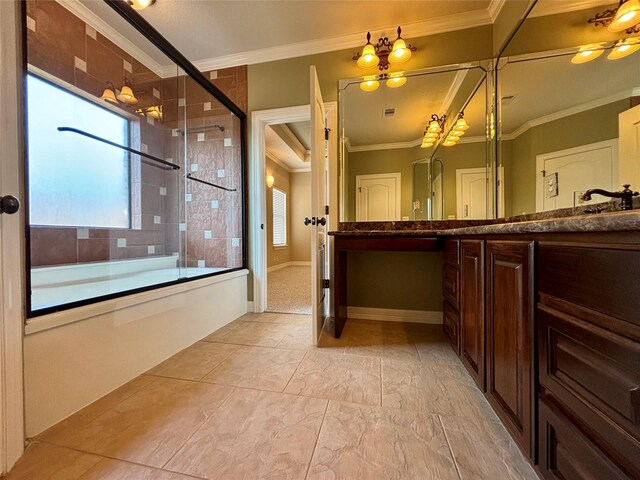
[25,1,246,268]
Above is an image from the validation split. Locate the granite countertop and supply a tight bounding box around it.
[330,210,640,237]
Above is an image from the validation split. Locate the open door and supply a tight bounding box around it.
[309,66,328,345]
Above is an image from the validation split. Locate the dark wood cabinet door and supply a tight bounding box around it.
[486,240,535,458]
[443,300,460,353]
[459,240,485,389]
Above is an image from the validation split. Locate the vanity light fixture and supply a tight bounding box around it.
[353,27,416,71]
[420,114,446,148]
[588,0,640,33]
[266,175,275,188]
[128,0,156,10]
[100,81,118,103]
[359,75,380,92]
[117,78,138,105]
[570,44,605,64]
[386,72,407,88]
[136,105,162,121]
[608,37,640,59]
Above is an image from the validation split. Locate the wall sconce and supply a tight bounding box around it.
[571,43,605,64]
[359,72,408,92]
[128,0,156,10]
[589,0,640,33]
[608,37,640,59]
[420,114,446,149]
[353,27,416,71]
[443,113,469,147]
[136,105,162,121]
[359,75,380,92]
[101,78,138,105]
[386,72,406,88]
[266,175,275,188]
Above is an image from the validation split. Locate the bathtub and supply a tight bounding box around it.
[30,255,225,310]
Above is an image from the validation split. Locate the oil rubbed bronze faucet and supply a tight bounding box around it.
[580,184,639,211]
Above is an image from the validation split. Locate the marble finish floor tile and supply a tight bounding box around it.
[415,339,464,366]
[239,312,310,325]
[38,375,156,444]
[201,320,286,347]
[146,342,240,381]
[165,388,327,479]
[201,346,306,392]
[46,377,234,468]
[441,415,539,479]
[4,442,102,480]
[79,458,200,479]
[382,359,497,421]
[307,401,459,480]
[284,351,381,406]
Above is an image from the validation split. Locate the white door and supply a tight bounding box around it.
[355,173,401,221]
[0,0,25,473]
[457,168,487,219]
[310,66,327,345]
[618,104,640,190]
[535,140,618,212]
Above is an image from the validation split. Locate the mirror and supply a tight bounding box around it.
[339,64,489,222]
[498,0,640,217]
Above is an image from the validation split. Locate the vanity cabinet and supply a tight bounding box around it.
[459,240,485,389]
[537,244,640,480]
[442,239,460,352]
[485,241,535,458]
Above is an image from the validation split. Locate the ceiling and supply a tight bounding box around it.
[265,123,311,171]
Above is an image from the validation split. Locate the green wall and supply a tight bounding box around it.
[506,99,628,215]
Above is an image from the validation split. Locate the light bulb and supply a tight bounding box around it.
[428,120,441,133]
[128,0,156,9]
[455,118,469,131]
[608,0,640,32]
[386,73,406,88]
[359,76,380,92]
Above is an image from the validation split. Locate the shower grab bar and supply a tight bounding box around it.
[57,127,181,171]
[186,173,236,192]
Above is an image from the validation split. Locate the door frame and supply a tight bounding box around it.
[535,139,619,212]
[355,172,401,221]
[0,0,26,474]
[249,103,337,313]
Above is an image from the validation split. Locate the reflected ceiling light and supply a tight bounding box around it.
[359,76,380,92]
[100,81,118,103]
[570,44,605,64]
[608,37,640,59]
[425,131,439,139]
[116,78,138,104]
[447,134,460,142]
[443,140,457,147]
[420,139,434,149]
[128,0,156,10]
[589,0,640,33]
[421,114,446,148]
[266,175,275,188]
[136,105,163,121]
[353,26,416,71]
[386,72,407,88]
[453,115,469,132]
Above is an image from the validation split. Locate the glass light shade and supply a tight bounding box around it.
[117,85,138,104]
[420,141,434,149]
[608,0,640,32]
[266,175,275,188]
[425,131,439,139]
[443,140,457,146]
[129,0,155,10]
[101,86,117,103]
[452,128,466,136]
[571,44,605,64]
[359,77,380,92]
[608,38,640,59]
[146,106,161,119]
[386,74,407,88]
[389,38,411,64]
[427,120,442,133]
[447,134,460,142]
[455,118,469,131]
[357,43,380,69]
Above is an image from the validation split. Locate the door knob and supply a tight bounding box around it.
[0,195,19,215]
[317,217,326,226]
[304,217,312,226]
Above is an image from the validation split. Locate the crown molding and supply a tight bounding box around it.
[440,68,470,115]
[502,89,632,140]
[488,0,508,22]
[265,148,291,173]
[457,135,487,144]
[347,138,423,153]
[528,0,613,18]
[190,9,494,70]
[270,124,308,162]
[55,0,166,78]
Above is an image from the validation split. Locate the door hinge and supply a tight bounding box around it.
[541,169,546,177]
[324,127,331,140]
[324,205,329,215]
[322,279,330,288]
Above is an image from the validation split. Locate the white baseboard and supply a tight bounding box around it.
[347,306,443,324]
[267,261,311,273]
[246,301,255,313]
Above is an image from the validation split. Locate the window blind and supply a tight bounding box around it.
[272,187,287,246]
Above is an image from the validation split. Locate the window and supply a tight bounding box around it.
[272,187,287,247]
[26,74,130,228]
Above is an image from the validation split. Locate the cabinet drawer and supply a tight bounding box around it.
[443,301,459,354]
[539,305,640,439]
[443,264,459,309]
[539,396,632,480]
[443,239,459,266]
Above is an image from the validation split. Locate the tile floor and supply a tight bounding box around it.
[6,314,539,479]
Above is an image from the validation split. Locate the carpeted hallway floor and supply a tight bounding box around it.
[267,265,312,314]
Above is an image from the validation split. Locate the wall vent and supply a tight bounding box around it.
[383,107,396,117]
[501,95,516,105]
